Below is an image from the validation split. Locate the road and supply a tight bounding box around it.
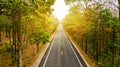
[38,24,87,67]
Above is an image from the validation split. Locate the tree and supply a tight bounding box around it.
[63,0,119,66]
[118,0,120,20]
[0,0,56,67]
[28,29,49,51]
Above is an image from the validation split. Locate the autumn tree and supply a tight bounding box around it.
[0,0,57,67]
[63,0,119,66]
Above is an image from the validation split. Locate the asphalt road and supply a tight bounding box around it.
[39,24,87,67]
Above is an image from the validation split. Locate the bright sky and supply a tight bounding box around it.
[52,0,69,21]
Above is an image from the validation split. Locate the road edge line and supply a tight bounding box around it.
[65,31,90,67]
[42,33,56,67]
[65,36,83,67]
[31,31,56,67]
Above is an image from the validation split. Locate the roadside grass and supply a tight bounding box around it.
[22,44,47,67]
[0,40,47,67]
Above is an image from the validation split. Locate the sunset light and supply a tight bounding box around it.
[52,0,69,21]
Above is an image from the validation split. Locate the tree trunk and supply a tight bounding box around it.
[118,0,120,66]
[0,31,1,43]
[85,37,87,54]
[8,31,11,45]
[96,35,99,62]
[81,37,84,49]
[12,12,17,59]
[96,20,100,63]
[6,28,8,38]
[105,32,109,55]
[37,43,39,52]
[111,28,116,66]
[16,2,22,67]
[118,0,120,26]
[12,21,17,60]
[111,50,115,66]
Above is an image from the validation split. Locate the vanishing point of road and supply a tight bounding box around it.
[38,24,88,67]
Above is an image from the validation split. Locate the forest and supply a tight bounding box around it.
[0,0,59,67]
[63,0,120,67]
[0,0,120,67]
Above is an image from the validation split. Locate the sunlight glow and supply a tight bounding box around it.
[52,0,69,21]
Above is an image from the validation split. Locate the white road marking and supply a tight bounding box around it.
[42,24,84,67]
[42,34,56,67]
[64,34,83,67]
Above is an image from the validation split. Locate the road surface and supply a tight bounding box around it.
[39,24,87,67]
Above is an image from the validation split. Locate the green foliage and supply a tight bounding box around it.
[28,29,50,45]
[63,1,119,67]
[0,15,8,31]
[108,17,119,28]
[0,0,57,66]
[5,44,12,53]
[11,58,16,65]
[109,42,118,50]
